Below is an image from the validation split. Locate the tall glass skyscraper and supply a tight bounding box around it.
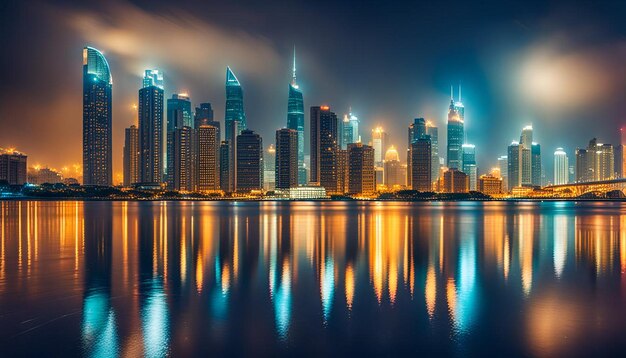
[225,67,246,140]
[341,111,360,149]
[166,94,192,188]
[310,106,339,194]
[554,147,568,185]
[461,144,477,190]
[82,46,112,186]
[138,69,164,184]
[446,87,464,170]
[287,49,305,185]
[425,121,439,181]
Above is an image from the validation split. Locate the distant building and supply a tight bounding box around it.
[286,49,306,185]
[276,185,327,199]
[462,144,477,190]
[167,93,192,186]
[531,143,541,186]
[446,88,464,170]
[337,149,348,194]
[498,155,508,191]
[576,138,614,182]
[553,147,568,185]
[0,149,27,185]
[197,125,219,191]
[28,167,62,185]
[275,129,298,190]
[195,103,220,138]
[384,146,404,188]
[225,67,246,141]
[264,144,276,191]
[347,142,375,195]
[123,125,139,186]
[410,138,432,191]
[82,47,112,186]
[219,141,231,192]
[442,168,469,193]
[310,106,339,194]
[507,141,521,191]
[371,127,387,168]
[341,111,360,149]
[138,69,164,185]
[426,121,439,182]
[478,174,502,195]
[236,129,263,193]
[168,126,194,191]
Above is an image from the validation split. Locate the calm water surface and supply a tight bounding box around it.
[1,200,626,357]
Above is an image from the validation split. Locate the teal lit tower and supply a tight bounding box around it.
[225,67,246,140]
[82,46,112,186]
[446,86,464,170]
[287,48,306,184]
[138,69,164,184]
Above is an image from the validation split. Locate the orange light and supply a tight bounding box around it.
[321,105,330,111]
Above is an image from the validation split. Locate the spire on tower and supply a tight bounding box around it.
[291,46,297,87]
[450,85,454,101]
[458,83,462,102]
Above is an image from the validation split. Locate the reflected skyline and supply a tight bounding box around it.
[2,201,626,356]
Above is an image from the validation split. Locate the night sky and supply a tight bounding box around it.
[1,0,625,181]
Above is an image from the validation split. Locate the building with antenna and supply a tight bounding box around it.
[446,85,464,170]
[287,48,306,185]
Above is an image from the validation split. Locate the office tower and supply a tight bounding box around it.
[426,121,439,182]
[0,148,27,185]
[227,120,240,192]
[507,141,521,191]
[341,111,360,149]
[518,125,533,185]
[384,146,403,188]
[554,147,568,185]
[123,125,139,186]
[442,168,469,193]
[310,106,339,194]
[498,155,508,192]
[197,125,219,191]
[411,138,432,191]
[82,47,112,186]
[195,103,220,136]
[408,118,426,144]
[168,126,193,191]
[219,141,231,192]
[347,142,375,195]
[275,128,298,190]
[478,174,503,195]
[371,127,387,168]
[337,149,348,194]
[264,144,276,191]
[286,49,306,185]
[236,129,263,192]
[461,144,477,190]
[138,69,164,184]
[166,93,192,186]
[225,67,246,141]
[531,143,541,186]
[576,138,615,182]
[446,88,464,170]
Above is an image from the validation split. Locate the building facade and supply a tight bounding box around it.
[478,174,503,195]
[197,125,219,191]
[384,146,404,188]
[446,92,464,170]
[123,125,139,186]
[442,168,469,193]
[138,69,164,184]
[286,50,306,185]
[461,144,477,191]
[347,143,375,195]
[275,128,298,190]
[225,67,246,141]
[310,106,339,194]
[411,138,432,191]
[0,149,27,185]
[236,129,263,193]
[554,147,568,185]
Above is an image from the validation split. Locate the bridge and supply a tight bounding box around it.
[543,178,626,198]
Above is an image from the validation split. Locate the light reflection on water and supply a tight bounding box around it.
[1,201,626,356]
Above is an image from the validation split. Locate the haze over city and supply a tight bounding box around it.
[1,0,625,180]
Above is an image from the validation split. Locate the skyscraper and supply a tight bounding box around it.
[371,127,387,168]
[408,118,426,144]
[554,147,568,185]
[275,128,298,190]
[219,141,231,192]
[507,141,521,191]
[236,129,263,193]
[446,88,464,170]
[123,125,139,186]
[0,148,27,185]
[410,138,432,191]
[225,67,246,141]
[519,125,533,185]
[286,49,306,185]
[575,138,614,182]
[384,146,404,188]
[341,111,360,149]
[264,144,276,191]
[462,144,477,190]
[531,143,542,186]
[426,121,439,182]
[197,125,219,191]
[166,93,192,187]
[498,155,508,191]
[310,106,339,194]
[347,142,375,195]
[138,69,164,184]
[195,103,220,136]
[82,47,112,186]
[169,126,193,191]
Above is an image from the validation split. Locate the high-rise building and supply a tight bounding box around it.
[219,141,231,192]
[384,146,404,188]
[195,103,220,137]
[236,129,263,192]
[347,142,375,195]
[442,168,469,193]
[225,67,246,141]
[336,149,348,194]
[168,126,193,191]
[408,118,426,144]
[275,128,298,190]
[123,125,139,186]
[310,106,339,194]
[507,141,521,191]
[341,111,360,149]
[264,144,276,191]
[575,138,614,182]
[410,138,432,191]
[426,121,440,182]
[518,125,533,185]
[166,93,192,186]
[462,144,477,190]
[138,69,164,184]
[498,155,508,191]
[371,127,387,168]
[226,120,240,192]
[554,147,568,185]
[531,143,541,186]
[196,125,219,192]
[82,47,112,186]
[286,49,306,185]
[0,148,27,185]
[446,88,464,170]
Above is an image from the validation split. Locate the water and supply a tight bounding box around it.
[1,200,626,357]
